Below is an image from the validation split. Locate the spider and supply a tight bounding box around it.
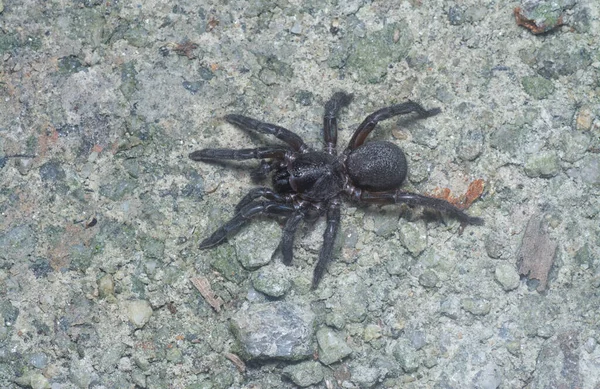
[189,92,483,288]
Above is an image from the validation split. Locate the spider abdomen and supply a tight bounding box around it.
[346,141,407,191]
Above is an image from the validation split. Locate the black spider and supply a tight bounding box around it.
[189,92,483,288]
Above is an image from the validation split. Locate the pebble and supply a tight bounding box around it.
[494,263,520,291]
[231,302,315,361]
[252,264,292,297]
[317,327,352,365]
[97,274,115,298]
[461,297,491,316]
[392,338,419,373]
[125,300,153,328]
[524,151,560,178]
[575,106,593,131]
[419,270,439,288]
[399,221,427,256]
[29,352,49,369]
[282,361,324,387]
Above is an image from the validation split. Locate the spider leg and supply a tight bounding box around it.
[189,146,288,161]
[199,201,295,249]
[234,187,292,214]
[323,92,353,155]
[346,101,441,151]
[312,199,341,288]
[225,114,309,152]
[281,212,304,265]
[349,188,484,226]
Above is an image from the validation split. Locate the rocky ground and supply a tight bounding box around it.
[1,0,599,388]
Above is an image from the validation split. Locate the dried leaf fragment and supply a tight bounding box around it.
[223,352,246,373]
[430,179,485,209]
[518,214,557,291]
[190,276,224,312]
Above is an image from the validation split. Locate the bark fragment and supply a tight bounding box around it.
[518,213,557,291]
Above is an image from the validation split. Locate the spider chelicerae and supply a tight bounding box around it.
[189,92,483,288]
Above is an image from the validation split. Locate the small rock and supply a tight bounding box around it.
[125,300,153,328]
[506,340,522,356]
[392,338,419,373]
[373,209,400,237]
[485,232,506,259]
[231,302,315,361]
[14,371,50,389]
[524,152,560,178]
[235,220,280,269]
[28,352,49,369]
[0,224,36,264]
[282,361,324,387]
[458,129,484,161]
[461,297,491,316]
[210,244,248,283]
[419,270,439,288]
[317,327,352,365]
[98,274,115,298]
[399,221,427,256]
[252,264,292,297]
[521,76,555,99]
[39,160,66,182]
[351,365,380,388]
[473,362,502,389]
[494,263,520,291]
[440,296,461,320]
[290,22,303,35]
[578,156,600,186]
[448,5,466,25]
[363,324,382,342]
[575,106,593,131]
[584,337,596,353]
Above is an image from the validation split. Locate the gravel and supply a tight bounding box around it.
[1,0,599,388]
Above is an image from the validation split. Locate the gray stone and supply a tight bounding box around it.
[473,362,502,389]
[399,221,427,256]
[210,244,248,283]
[282,361,324,387]
[419,270,439,288]
[363,324,382,342]
[97,274,115,299]
[351,365,380,388]
[125,300,153,328]
[346,23,412,83]
[461,297,491,316]
[485,232,506,259]
[252,264,292,297]
[440,296,461,320]
[235,220,280,269]
[524,152,560,178]
[0,224,36,264]
[14,371,51,389]
[528,330,589,388]
[393,338,419,373]
[317,327,352,365]
[521,76,555,100]
[458,128,484,161]
[231,302,315,361]
[494,263,520,291]
[578,156,600,185]
[28,352,49,369]
[99,177,138,201]
[39,160,66,182]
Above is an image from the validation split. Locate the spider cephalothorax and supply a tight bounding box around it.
[190,92,483,288]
